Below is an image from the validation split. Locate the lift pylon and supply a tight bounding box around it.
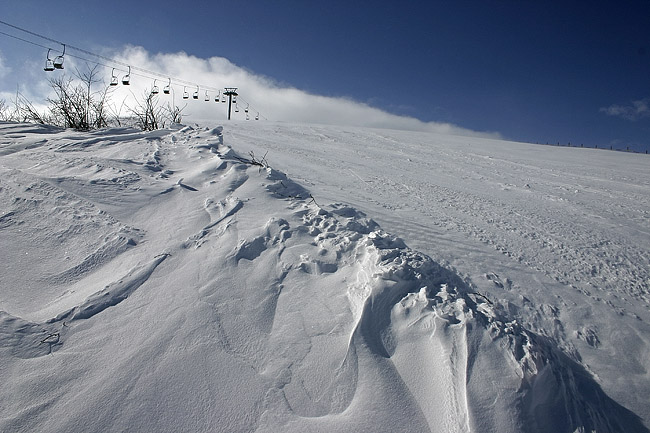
[223,88,238,120]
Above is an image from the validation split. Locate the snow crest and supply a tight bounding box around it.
[0,122,648,433]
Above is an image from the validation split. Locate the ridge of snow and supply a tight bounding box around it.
[1,121,648,432]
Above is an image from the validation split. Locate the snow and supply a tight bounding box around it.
[1,120,649,432]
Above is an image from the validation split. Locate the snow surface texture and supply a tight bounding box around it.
[0,121,648,433]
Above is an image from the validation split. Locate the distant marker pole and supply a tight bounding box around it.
[224,88,238,120]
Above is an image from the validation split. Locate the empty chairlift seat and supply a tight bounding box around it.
[122,66,131,85]
[43,49,55,71]
[110,68,119,86]
[53,44,65,69]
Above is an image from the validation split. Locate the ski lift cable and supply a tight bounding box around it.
[0,33,267,120]
[0,38,146,85]
[231,93,267,120]
[0,29,51,51]
[0,28,119,72]
[0,20,261,106]
[0,20,61,47]
[0,31,123,78]
[0,29,142,81]
[0,19,223,93]
[1,19,266,119]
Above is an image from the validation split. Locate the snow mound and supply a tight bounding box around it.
[0,122,648,433]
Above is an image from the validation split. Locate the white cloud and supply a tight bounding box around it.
[100,46,498,138]
[0,52,10,80]
[5,45,500,138]
[0,50,52,116]
[600,98,650,121]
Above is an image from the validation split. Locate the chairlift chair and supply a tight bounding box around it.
[53,44,65,69]
[44,49,55,71]
[234,105,239,113]
[193,86,199,100]
[163,78,171,94]
[255,113,259,121]
[182,86,189,99]
[151,79,159,95]
[205,90,210,101]
[215,91,221,102]
[110,68,118,86]
[244,104,249,113]
[122,66,131,85]
[246,114,250,121]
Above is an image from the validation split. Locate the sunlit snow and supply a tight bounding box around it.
[1,121,648,432]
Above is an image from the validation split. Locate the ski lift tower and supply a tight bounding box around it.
[223,87,238,120]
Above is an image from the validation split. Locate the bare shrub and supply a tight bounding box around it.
[14,64,113,130]
[0,99,11,121]
[13,63,187,131]
[16,93,52,124]
[164,102,186,125]
[47,75,92,129]
[47,65,111,130]
[129,90,163,131]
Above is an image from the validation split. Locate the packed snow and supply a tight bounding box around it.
[1,120,648,433]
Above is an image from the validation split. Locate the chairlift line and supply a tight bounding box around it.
[1,19,269,123]
[230,92,264,121]
[0,19,226,93]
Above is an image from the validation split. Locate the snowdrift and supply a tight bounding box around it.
[1,122,648,432]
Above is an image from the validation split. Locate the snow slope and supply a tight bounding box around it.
[1,121,648,432]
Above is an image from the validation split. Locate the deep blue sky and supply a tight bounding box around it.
[2,0,650,151]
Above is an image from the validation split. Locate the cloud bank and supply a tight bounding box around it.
[600,98,650,121]
[0,51,10,80]
[107,46,500,138]
[4,45,500,138]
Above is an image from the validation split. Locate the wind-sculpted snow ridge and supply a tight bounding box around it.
[252,204,646,433]
[51,254,170,322]
[0,254,169,358]
[0,122,648,433]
